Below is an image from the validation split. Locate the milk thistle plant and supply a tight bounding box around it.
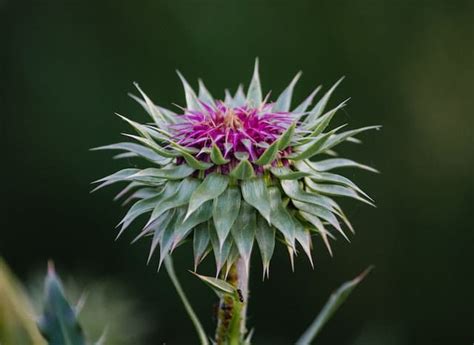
[91,60,379,345]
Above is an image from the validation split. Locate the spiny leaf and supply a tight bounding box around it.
[267,186,296,249]
[298,211,333,256]
[231,201,256,275]
[186,173,229,220]
[290,126,343,160]
[213,187,241,249]
[210,226,234,275]
[191,272,237,297]
[159,208,184,268]
[131,83,177,126]
[233,84,246,107]
[129,165,195,181]
[293,217,314,267]
[302,100,347,138]
[303,77,344,129]
[319,126,381,153]
[270,166,310,180]
[210,144,230,165]
[254,140,280,165]
[273,71,302,112]
[117,181,178,238]
[198,79,216,106]
[147,178,200,229]
[292,200,346,241]
[255,215,275,279]
[246,58,262,108]
[171,145,214,170]
[91,168,140,192]
[306,158,379,173]
[91,142,169,164]
[280,179,336,213]
[229,159,255,180]
[144,210,175,264]
[277,122,296,150]
[241,177,272,223]
[193,223,210,270]
[304,179,375,207]
[295,267,373,345]
[37,262,87,345]
[172,201,213,250]
[176,71,202,111]
[123,133,177,158]
[293,86,321,114]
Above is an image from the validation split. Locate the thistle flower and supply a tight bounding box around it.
[92,60,378,277]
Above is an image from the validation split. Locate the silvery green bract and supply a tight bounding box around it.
[92,60,379,277]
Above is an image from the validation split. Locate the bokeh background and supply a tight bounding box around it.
[2,0,473,344]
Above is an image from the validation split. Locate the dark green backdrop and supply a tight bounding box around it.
[2,1,473,344]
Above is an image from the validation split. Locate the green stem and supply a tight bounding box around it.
[164,256,209,345]
[215,257,249,345]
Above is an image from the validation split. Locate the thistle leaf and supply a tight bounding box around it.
[290,126,342,160]
[37,263,87,345]
[246,58,262,108]
[254,140,279,165]
[229,159,255,180]
[298,211,333,256]
[159,208,183,267]
[171,145,214,170]
[117,181,178,237]
[270,167,310,180]
[231,201,256,275]
[293,86,321,114]
[198,79,216,106]
[147,178,200,228]
[129,165,195,181]
[320,126,381,153]
[172,201,213,249]
[255,215,276,278]
[273,71,302,112]
[293,217,314,267]
[302,100,347,137]
[280,179,336,212]
[176,71,202,111]
[303,77,344,128]
[210,144,230,165]
[277,122,296,150]
[91,142,169,164]
[191,272,237,297]
[186,173,229,220]
[210,224,234,275]
[306,158,379,173]
[241,177,272,223]
[267,186,296,249]
[295,267,373,345]
[131,83,170,126]
[292,200,346,241]
[213,187,241,249]
[142,210,175,263]
[193,223,210,270]
[304,179,374,207]
[233,84,246,107]
[91,168,140,192]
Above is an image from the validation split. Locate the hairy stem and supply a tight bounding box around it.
[215,257,249,344]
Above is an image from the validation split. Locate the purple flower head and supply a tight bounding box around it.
[171,101,294,174]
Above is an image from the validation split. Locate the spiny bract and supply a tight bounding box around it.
[92,60,379,278]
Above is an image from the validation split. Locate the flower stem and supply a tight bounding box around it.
[215,257,249,344]
[164,256,209,345]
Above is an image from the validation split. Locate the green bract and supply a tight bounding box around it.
[92,60,379,276]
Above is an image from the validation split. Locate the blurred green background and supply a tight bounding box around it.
[2,0,473,344]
